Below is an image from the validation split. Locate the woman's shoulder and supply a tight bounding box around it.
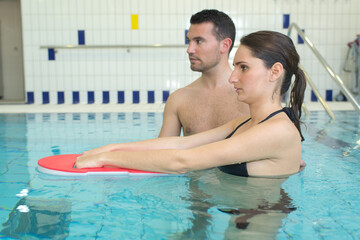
[261,116,301,142]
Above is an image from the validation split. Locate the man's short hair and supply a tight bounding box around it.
[190,9,236,53]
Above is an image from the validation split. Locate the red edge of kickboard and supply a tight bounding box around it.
[37,154,163,175]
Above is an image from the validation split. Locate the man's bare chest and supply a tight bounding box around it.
[178,98,240,135]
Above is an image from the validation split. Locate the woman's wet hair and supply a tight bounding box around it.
[190,9,236,53]
[240,31,306,141]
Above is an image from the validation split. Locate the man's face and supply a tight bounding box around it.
[186,22,222,72]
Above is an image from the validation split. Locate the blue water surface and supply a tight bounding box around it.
[0,111,359,239]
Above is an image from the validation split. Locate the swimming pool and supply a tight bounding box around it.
[0,111,359,239]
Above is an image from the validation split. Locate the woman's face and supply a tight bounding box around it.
[229,45,272,104]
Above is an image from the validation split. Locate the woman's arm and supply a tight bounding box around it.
[76,118,300,175]
[180,118,301,175]
[81,117,244,156]
[76,149,186,174]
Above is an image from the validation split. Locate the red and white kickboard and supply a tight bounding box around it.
[37,154,166,176]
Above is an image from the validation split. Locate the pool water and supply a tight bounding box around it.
[0,111,359,239]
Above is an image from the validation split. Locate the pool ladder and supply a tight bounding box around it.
[287,23,360,120]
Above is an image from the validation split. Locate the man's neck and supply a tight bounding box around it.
[200,62,232,89]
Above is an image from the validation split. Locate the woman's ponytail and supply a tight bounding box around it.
[289,67,306,141]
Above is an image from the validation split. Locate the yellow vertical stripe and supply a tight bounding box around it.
[131,14,139,30]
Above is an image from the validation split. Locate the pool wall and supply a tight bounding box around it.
[20,0,360,104]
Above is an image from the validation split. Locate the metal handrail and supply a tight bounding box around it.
[40,44,188,50]
[288,23,360,113]
[39,44,243,50]
[300,64,336,120]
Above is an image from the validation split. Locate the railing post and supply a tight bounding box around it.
[288,23,360,113]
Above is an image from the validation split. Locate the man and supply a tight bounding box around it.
[158,9,249,137]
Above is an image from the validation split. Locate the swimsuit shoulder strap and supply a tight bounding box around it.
[226,118,251,139]
[258,107,295,124]
[226,107,295,139]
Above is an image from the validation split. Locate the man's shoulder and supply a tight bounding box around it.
[164,83,202,111]
[169,81,202,98]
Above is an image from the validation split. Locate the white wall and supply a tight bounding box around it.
[20,0,360,104]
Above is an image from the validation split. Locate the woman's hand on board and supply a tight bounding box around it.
[81,144,115,156]
[75,153,104,168]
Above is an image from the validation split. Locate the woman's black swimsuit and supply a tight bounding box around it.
[218,107,295,177]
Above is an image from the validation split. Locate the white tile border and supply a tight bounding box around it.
[304,102,356,111]
[0,102,356,113]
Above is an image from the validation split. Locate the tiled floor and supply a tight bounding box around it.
[0,102,356,113]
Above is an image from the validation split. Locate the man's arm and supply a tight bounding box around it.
[158,93,182,137]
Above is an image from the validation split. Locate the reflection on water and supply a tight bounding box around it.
[1,198,71,239]
[219,188,295,229]
[170,169,296,239]
[0,112,302,239]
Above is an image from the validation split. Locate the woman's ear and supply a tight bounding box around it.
[220,38,232,54]
[270,62,284,82]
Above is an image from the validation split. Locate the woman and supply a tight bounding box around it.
[76,31,306,178]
